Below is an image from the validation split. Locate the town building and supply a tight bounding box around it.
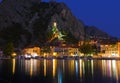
[100,42,120,57]
[23,47,40,56]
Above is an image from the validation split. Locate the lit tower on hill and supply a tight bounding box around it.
[49,21,65,42]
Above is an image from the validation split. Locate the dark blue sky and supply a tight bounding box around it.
[0,0,120,38]
[44,0,120,38]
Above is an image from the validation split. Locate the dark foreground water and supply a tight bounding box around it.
[0,59,120,83]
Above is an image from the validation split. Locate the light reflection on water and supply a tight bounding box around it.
[102,60,119,83]
[1,59,120,83]
[44,59,47,77]
[53,59,57,78]
[12,59,16,75]
[15,59,41,77]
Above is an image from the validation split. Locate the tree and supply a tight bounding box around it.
[91,44,98,55]
[41,46,51,53]
[79,43,93,56]
[3,42,14,56]
[63,32,79,44]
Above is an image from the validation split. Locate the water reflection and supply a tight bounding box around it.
[112,60,118,82]
[17,59,40,76]
[12,59,16,75]
[44,59,46,77]
[1,59,120,83]
[102,60,115,77]
[102,60,119,83]
[75,60,78,78]
[69,60,75,76]
[53,59,57,78]
[91,60,94,76]
[79,60,83,79]
[58,68,62,83]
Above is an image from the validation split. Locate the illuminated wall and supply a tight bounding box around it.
[100,44,119,57]
[51,46,79,56]
[23,47,40,55]
[117,42,120,56]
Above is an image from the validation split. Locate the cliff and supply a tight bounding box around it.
[0,1,85,48]
[0,0,118,49]
[85,26,118,44]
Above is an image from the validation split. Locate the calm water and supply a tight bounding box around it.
[0,59,120,83]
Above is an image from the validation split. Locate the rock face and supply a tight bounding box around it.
[0,0,118,49]
[31,2,85,44]
[0,0,41,48]
[85,26,118,43]
[0,1,85,48]
[0,0,40,29]
[47,3,85,40]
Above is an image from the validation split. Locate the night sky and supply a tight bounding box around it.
[44,0,120,38]
[0,0,120,38]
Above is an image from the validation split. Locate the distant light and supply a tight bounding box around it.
[25,54,31,58]
[53,22,57,27]
[53,52,57,56]
[70,53,74,56]
[12,52,17,57]
[32,52,38,58]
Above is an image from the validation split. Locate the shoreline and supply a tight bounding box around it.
[1,56,120,60]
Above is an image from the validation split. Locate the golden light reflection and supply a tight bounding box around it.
[16,59,120,82]
[30,59,33,77]
[12,59,16,75]
[102,60,107,77]
[82,61,85,75]
[116,61,120,76]
[33,60,39,76]
[25,60,31,75]
[24,59,39,77]
[53,59,57,78]
[70,60,75,75]
[44,60,47,77]
[79,60,83,79]
[112,60,118,82]
[91,60,94,76]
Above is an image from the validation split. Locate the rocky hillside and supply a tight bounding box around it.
[0,0,85,48]
[0,0,118,49]
[0,0,41,48]
[0,0,41,29]
[85,26,118,44]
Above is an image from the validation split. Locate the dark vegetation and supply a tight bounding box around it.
[0,23,32,47]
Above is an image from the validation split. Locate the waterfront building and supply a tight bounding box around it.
[100,42,119,57]
[23,47,40,56]
[50,46,80,56]
[118,42,120,56]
